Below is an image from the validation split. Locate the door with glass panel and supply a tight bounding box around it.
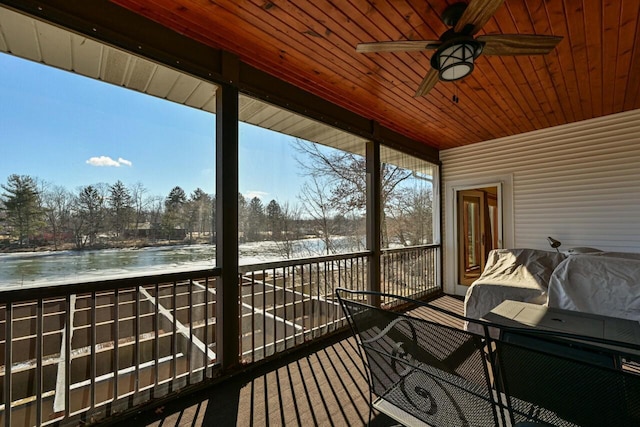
[457,188,498,287]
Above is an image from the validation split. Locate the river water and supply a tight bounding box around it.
[0,237,364,288]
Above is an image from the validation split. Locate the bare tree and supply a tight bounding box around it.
[273,202,302,259]
[294,139,413,248]
[298,176,338,255]
[188,188,213,240]
[294,141,366,212]
[41,185,73,250]
[147,195,164,242]
[130,182,149,233]
[386,186,433,246]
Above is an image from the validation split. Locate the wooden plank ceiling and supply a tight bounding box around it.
[110,0,640,150]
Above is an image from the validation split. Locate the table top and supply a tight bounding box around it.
[483,300,640,348]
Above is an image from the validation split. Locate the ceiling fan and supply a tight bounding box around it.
[356,0,563,97]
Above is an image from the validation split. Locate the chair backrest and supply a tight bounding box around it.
[337,288,500,427]
[495,327,640,426]
[338,288,640,427]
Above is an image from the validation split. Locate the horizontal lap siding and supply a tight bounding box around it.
[441,109,640,252]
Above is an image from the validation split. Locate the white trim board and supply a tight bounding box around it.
[444,174,514,296]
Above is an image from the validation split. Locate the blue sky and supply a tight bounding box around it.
[0,52,303,204]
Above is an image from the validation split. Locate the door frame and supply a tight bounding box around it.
[444,174,514,296]
[457,189,486,287]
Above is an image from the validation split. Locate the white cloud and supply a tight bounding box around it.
[86,156,119,167]
[244,191,268,200]
[86,156,133,167]
[117,157,132,167]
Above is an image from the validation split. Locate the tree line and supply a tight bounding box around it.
[0,175,207,250]
[0,141,434,253]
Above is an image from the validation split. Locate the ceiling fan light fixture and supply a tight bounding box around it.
[432,38,482,82]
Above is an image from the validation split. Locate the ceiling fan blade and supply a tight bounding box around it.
[414,68,439,97]
[478,34,563,55]
[356,40,441,53]
[454,0,505,35]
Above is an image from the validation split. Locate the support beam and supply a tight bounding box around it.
[216,80,240,370]
[366,140,382,307]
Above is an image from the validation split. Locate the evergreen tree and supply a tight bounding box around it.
[108,180,133,239]
[165,186,187,207]
[238,193,247,241]
[76,185,105,247]
[1,174,42,247]
[246,197,264,241]
[163,186,186,240]
[265,199,283,237]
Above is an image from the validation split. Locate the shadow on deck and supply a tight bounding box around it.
[111,295,463,427]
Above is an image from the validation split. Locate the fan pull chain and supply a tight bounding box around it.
[452,85,459,104]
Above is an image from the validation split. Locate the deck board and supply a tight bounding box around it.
[117,294,464,426]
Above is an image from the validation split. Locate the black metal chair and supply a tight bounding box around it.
[336,288,502,427]
[337,288,640,427]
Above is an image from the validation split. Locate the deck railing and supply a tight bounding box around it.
[238,244,441,363]
[0,270,219,427]
[381,244,440,307]
[0,244,440,425]
[238,252,370,364]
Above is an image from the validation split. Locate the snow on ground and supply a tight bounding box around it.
[0,237,365,289]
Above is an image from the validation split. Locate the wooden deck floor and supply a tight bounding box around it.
[114,294,464,427]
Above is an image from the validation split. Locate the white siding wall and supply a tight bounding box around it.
[441,109,640,254]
